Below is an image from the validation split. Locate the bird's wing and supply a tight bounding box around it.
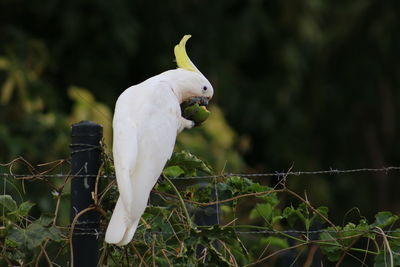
[112,96,139,211]
[126,81,180,216]
[112,80,180,215]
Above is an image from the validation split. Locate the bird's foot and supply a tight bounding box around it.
[179,117,195,132]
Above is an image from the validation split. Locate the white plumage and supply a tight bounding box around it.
[105,42,213,245]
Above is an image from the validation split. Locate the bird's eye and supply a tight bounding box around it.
[203,86,208,91]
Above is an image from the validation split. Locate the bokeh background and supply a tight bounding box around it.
[1,0,400,227]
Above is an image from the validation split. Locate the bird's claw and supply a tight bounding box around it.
[179,117,195,132]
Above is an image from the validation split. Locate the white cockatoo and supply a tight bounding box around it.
[105,35,214,246]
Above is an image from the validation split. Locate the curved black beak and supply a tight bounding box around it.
[187,96,209,106]
[198,97,209,106]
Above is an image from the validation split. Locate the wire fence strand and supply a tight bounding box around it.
[1,166,400,180]
[2,161,400,265]
[65,228,400,237]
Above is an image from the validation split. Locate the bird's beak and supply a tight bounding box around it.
[198,97,209,106]
[188,96,209,106]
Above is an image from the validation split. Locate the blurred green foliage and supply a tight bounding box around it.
[1,1,400,263]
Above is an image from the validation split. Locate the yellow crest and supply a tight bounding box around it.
[174,35,200,73]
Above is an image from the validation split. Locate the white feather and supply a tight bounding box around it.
[105,69,213,245]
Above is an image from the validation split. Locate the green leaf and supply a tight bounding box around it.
[0,195,17,212]
[315,206,329,222]
[186,225,249,263]
[193,184,212,202]
[7,221,62,250]
[298,203,309,217]
[374,228,400,266]
[163,166,185,177]
[371,211,399,228]
[245,180,268,193]
[319,230,342,262]
[47,225,62,242]
[272,215,283,225]
[37,214,54,226]
[283,206,298,227]
[8,223,46,250]
[283,204,307,227]
[260,236,289,249]
[341,223,364,245]
[283,203,328,230]
[165,151,212,175]
[8,201,35,220]
[142,206,174,233]
[320,220,371,262]
[17,201,35,217]
[250,203,273,221]
[374,251,400,267]
[228,176,244,190]
[225,176,275,198]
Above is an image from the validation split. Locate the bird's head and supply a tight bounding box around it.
[172,35,214,104]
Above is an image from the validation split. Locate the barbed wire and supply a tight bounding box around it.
[67,221,400,235]
[69,143,102,155]
[66,228,400,237]
[2,161,400,264]
[0,166,400,180]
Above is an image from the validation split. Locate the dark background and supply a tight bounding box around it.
[1,0,400,228]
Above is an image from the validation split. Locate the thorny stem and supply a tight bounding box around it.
[152,234,156,267]
[246,237,380,267]
[93,163,103,205]
[161,249,173,266]
[154,188,284,207]
[125,246,130,267]
[69,206,98,267]
[98,179,116,205]
[2,156,398,266]
[39,244,53,267]
[335,237,361,267]
[362,237,371,266]
[35,183,64,267]
[375,226,394,267]
[245,242,306,266]
[283,188,337,230]
[131,243,148,267]
[163,175,194,229]
[233,225,305,243]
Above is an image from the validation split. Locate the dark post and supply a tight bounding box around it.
[194,183,220,256]
[70,121,102,267]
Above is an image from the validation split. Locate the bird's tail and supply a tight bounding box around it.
[116,218,140,246]
[105,197,140,246]
[105,197,129,244]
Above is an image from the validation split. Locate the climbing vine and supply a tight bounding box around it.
[1,151,399,266]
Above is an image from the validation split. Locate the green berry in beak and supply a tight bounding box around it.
[183,103,210,126]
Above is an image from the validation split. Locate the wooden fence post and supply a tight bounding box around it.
[194,184,220,226]
[70,121,102,267]
[194,183,220,256]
